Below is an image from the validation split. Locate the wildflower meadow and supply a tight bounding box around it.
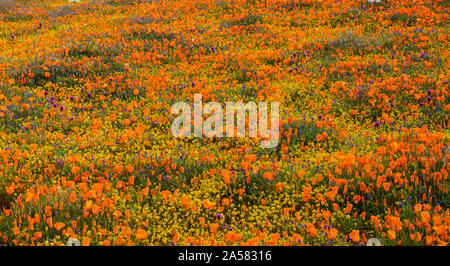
[0,0,448,247]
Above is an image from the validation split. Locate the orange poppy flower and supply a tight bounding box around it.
[349,230,360,243]
[123,119,131,126]
[55,223,65,231]
[221,169,231,184]
[297,170,306,179]
[3,208,11,217]
[221,198,230,206]
[181,195,190,210]
[328,228,338,240]
[85,200,93,210]
[161,190,171,202]
[203,199,216,210]
[292,234,302,244]
[263,172,274,181]
[426,235,433,246]
[301,186,312,202]
[125,164,134,173]
[136,228,148,241]
[387,230,396,240]
[71,166,81,176]
[82,237,91,246]
[421,211,431,225]
[46,217,53,228]
[210,223,219,234]
[13,227,20,236]
[382,182,390,192]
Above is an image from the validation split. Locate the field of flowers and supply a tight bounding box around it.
[0,0,449,246]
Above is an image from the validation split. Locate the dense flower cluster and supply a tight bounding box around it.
[0,0,448,246]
